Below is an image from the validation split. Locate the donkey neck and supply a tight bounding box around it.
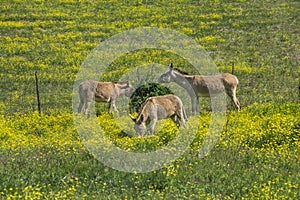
[115,82,127,94]
[171,71,193,89]
[136,100,152,123]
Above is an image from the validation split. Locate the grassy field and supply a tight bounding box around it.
[0,0,299,199]
[0,0,299,114]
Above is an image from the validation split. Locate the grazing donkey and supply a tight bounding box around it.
[78,80,134,115]
[129,94,187,136]
[158,63,240,114]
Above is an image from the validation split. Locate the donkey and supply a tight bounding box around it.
[158,63,240,114]
[129,94,187,136]
[78,80,134,115]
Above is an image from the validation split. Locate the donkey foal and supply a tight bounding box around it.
[129,94,187,136]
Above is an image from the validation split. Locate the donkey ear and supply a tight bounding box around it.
[169,63,173,69]
[129,114,136,122]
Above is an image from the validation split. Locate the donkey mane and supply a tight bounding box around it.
[173,67,189,75]
[113,81,128,84]
[136,98,152,123]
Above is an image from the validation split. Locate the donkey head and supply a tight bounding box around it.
[117,81,134,98]
[158,63,174,83]
[129,114,146,136]
[124,82,135,98]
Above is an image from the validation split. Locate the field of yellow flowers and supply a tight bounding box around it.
[1,103,299,199]
[1,0,299,199]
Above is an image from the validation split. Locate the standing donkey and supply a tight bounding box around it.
[78,80,134,115]
[158,63,240,114]
[129,94,187,136]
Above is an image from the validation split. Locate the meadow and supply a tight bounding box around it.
[0,0,299,199]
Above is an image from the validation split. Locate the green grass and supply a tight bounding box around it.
[0,0,299,114]
[0,0,299,199]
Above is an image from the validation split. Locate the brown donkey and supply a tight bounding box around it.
[129,94,187,136]
[78,80,134,115]
[158,63,240,114]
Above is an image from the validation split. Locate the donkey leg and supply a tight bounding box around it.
[171,115,180,127]
[78,100,84,113]
[196,99,200,113]
[232,88,241,111]
[83,100,92,115]
[78,88,86,113]
[227,88,241,111]
[83,90,95,116]
[191,96,200,114]
[147,120,156,135]
[174,110,186,128]
[233,95,241,111]
[180,109,187,127]
[183,108,188,122]
[109,99,118,112]
[112,103,118,111]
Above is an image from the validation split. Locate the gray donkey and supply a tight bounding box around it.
[158,63,240,114]
[78,80,134,115]
[129,94,187,136]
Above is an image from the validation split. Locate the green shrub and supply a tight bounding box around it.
[129,83,173,113]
